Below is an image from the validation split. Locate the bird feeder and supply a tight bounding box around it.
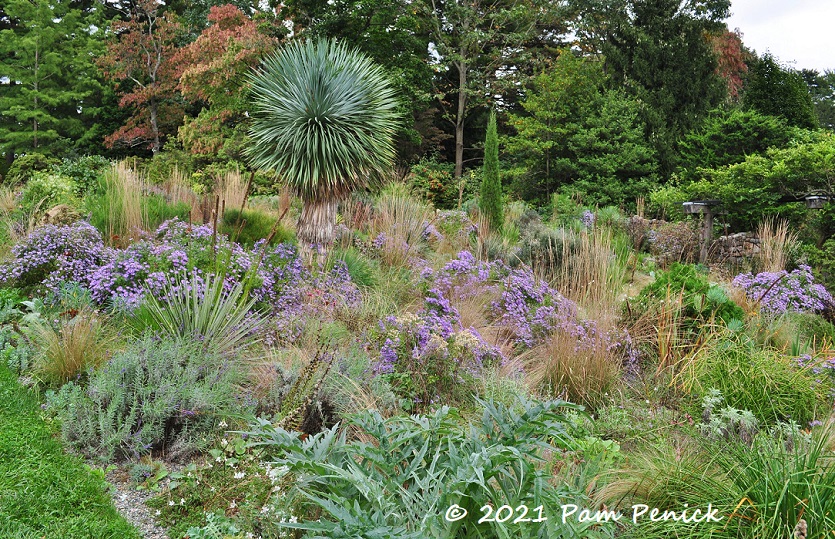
[682,200,721,264]
[682,201,710,214]
[805,195,829,210]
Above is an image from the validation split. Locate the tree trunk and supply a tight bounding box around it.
[297,197,338,247]
[149,97,161,153]
[454,57,467,180]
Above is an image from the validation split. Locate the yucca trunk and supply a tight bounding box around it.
[297,198,338,246]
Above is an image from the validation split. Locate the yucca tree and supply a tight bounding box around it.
[246,39,399,246]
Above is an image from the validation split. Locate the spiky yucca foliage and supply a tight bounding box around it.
[246,39,400,246]
[133,271,267,358]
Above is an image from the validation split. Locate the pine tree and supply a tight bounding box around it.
[0,0,103,160]
[480,111,503,232]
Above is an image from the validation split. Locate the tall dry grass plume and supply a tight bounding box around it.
[216,168,248,212]
[163,167,204,222]
[554,227,627,319]
[756,217,798,273]
[468,207,492,261]
[0,186,16,215]
[520,329,620,409]
[0,185,42,247]
[104,161,145,242]
[371,182,433,266]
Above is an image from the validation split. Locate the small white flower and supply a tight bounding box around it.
[215,456,223,463]
[261,505,271,514]
[180,498,185,505]
[220,438,228,446]
[246,533,255,539]
[219,420,228,428]
[289,516,298,523]
[155,510,161,516]
[230,500,237,509]
[234,471,246,479]
[211,486,216,492]
[168,500,175,506]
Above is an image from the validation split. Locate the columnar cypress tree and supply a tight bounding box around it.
[480,111,503,231]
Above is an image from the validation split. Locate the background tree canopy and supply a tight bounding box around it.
[0,0,832,225]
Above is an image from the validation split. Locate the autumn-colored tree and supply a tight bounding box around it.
[174,4,280,160]
[97,0,184,153]
[710,28,749,103]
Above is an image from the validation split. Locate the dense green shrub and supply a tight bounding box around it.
[54,156,111,196]
[20,172,77,213]
[142,145,195,184]
[4,153,59,184]
[631,263,744,328]
[409,156,458,209]
[220,208,294,246]
[46,334,247,462]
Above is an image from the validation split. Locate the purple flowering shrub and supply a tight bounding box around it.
[3,220,362,345]
[368,287,502,410]
[581,209,596,230]
[367,251,637,407]
[264,260,362,345]
[425,251,637,359]
[0,221,108,291]
[85,219,316,314]
[732,265,833,314]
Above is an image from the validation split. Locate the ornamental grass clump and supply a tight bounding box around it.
[679,335,830,427]
[31,307,116,386]
[598,426,835,539]
[733,265,832,314]
[133,270,268,358]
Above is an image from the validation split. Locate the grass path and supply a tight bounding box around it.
[0,365,140,539]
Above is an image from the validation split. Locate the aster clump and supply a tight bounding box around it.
[733,265,833,314]
[368,286,502,410]
[87,219,309,313]
[426,250,638,361]
[264,259,362,345]
[0,221,109,292]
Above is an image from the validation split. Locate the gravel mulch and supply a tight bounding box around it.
[107,469,170,539]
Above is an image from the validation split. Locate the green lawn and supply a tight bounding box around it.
[0,365,140,539]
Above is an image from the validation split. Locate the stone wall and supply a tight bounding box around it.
[710,232,761,264]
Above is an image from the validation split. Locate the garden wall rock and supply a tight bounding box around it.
[710,232,760,265]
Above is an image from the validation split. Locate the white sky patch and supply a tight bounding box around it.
[727,0,835,72]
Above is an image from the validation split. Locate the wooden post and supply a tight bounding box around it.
[700,207,713,264]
